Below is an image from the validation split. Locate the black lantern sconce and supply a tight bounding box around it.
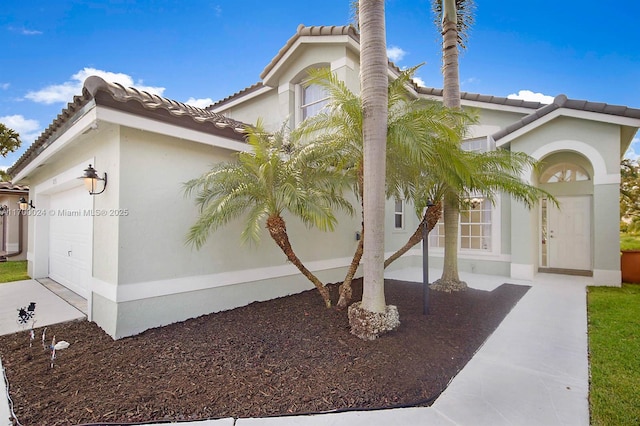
[18,197,35,210]
[80,164,107,195]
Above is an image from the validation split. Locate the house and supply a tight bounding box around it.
[8,25,640,339]
[0,182,29,261]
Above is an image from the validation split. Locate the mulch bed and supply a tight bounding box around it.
[0,278,529,426]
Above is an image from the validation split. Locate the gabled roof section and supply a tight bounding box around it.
[259,24,360,88]
[492,94,640,143]
[260,24,359,83]
[9,76,248,177]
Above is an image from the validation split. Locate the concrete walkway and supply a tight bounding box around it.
[1,279,86,426]
[0,279,85,337]
[1,270,590,426]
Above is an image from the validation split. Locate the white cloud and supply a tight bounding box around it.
[412,77,426,87]
[185,97,213,109]
[387,46,407,63]
[625,136,640,161]
[25,68,166,104]
[1,83,9,90]
[7,26,42,35]
[507,90,554,104]
[0,114,41,144]
[22,29,43,35]
[461,77,478,86]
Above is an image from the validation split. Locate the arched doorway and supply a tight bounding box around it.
[538,155,594,274]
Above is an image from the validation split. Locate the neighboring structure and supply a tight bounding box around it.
[0,182,29,262]
[9,25,640,338]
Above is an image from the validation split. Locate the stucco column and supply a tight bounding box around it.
[593,183,622,285]
[510,197,537,280]
[278,83,295,130]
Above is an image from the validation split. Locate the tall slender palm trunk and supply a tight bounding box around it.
[442,15,460,109]
[348,0,400,341]
[359,0,388,315]
[434,0,468,291]
[266,215,332,307]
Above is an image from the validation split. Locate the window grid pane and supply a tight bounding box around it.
[429,200,492,251]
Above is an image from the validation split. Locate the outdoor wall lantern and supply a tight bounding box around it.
[80,164,107,195]
[18,197,35,210]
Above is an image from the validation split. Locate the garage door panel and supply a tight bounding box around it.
[49,187,92,298]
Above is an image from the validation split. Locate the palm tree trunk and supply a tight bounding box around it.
[359,0,388,315]
[442,4,461,109]
[439,192,462,276]
[337,226,363,308]
[266,215,332,308]
[384,202,441,268]
[431,191,466,291]
[436,0,467,291]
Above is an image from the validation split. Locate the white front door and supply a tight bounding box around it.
[547,195,591,271]
[49,187,93,298]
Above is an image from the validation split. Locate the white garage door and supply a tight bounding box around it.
[49,186,93,298]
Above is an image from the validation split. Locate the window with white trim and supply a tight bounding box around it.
[429,199,492,251]
[460,198,492,250]
[300,83,329,120]
[394,199,404,229]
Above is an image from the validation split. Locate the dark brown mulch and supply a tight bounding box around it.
[0,278,529,426]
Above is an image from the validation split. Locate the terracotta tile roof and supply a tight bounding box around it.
[0,182,28,191]
[83,76,248,133]
[9,76,249,177]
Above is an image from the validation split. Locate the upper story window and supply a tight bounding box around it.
[462,137,492,153]
[394,199,405,229]
[540,162,590,183]
[300,84,329,120]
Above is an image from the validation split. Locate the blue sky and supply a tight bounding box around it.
[1,0,639,172]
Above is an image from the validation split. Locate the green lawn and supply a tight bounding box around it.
[588,284,640,426]
[620,233,640,251]
[0,260,29,283]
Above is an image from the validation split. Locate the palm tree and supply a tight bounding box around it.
[385,136,555,272]
[0,123,21,158]
[431,0,476,291]
[621,159,640,232]
[296,67,462,308]
[184,121,354,308]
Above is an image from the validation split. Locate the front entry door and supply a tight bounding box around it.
[547,195,592,271]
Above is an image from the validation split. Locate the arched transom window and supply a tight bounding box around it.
[540,162,590,183]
